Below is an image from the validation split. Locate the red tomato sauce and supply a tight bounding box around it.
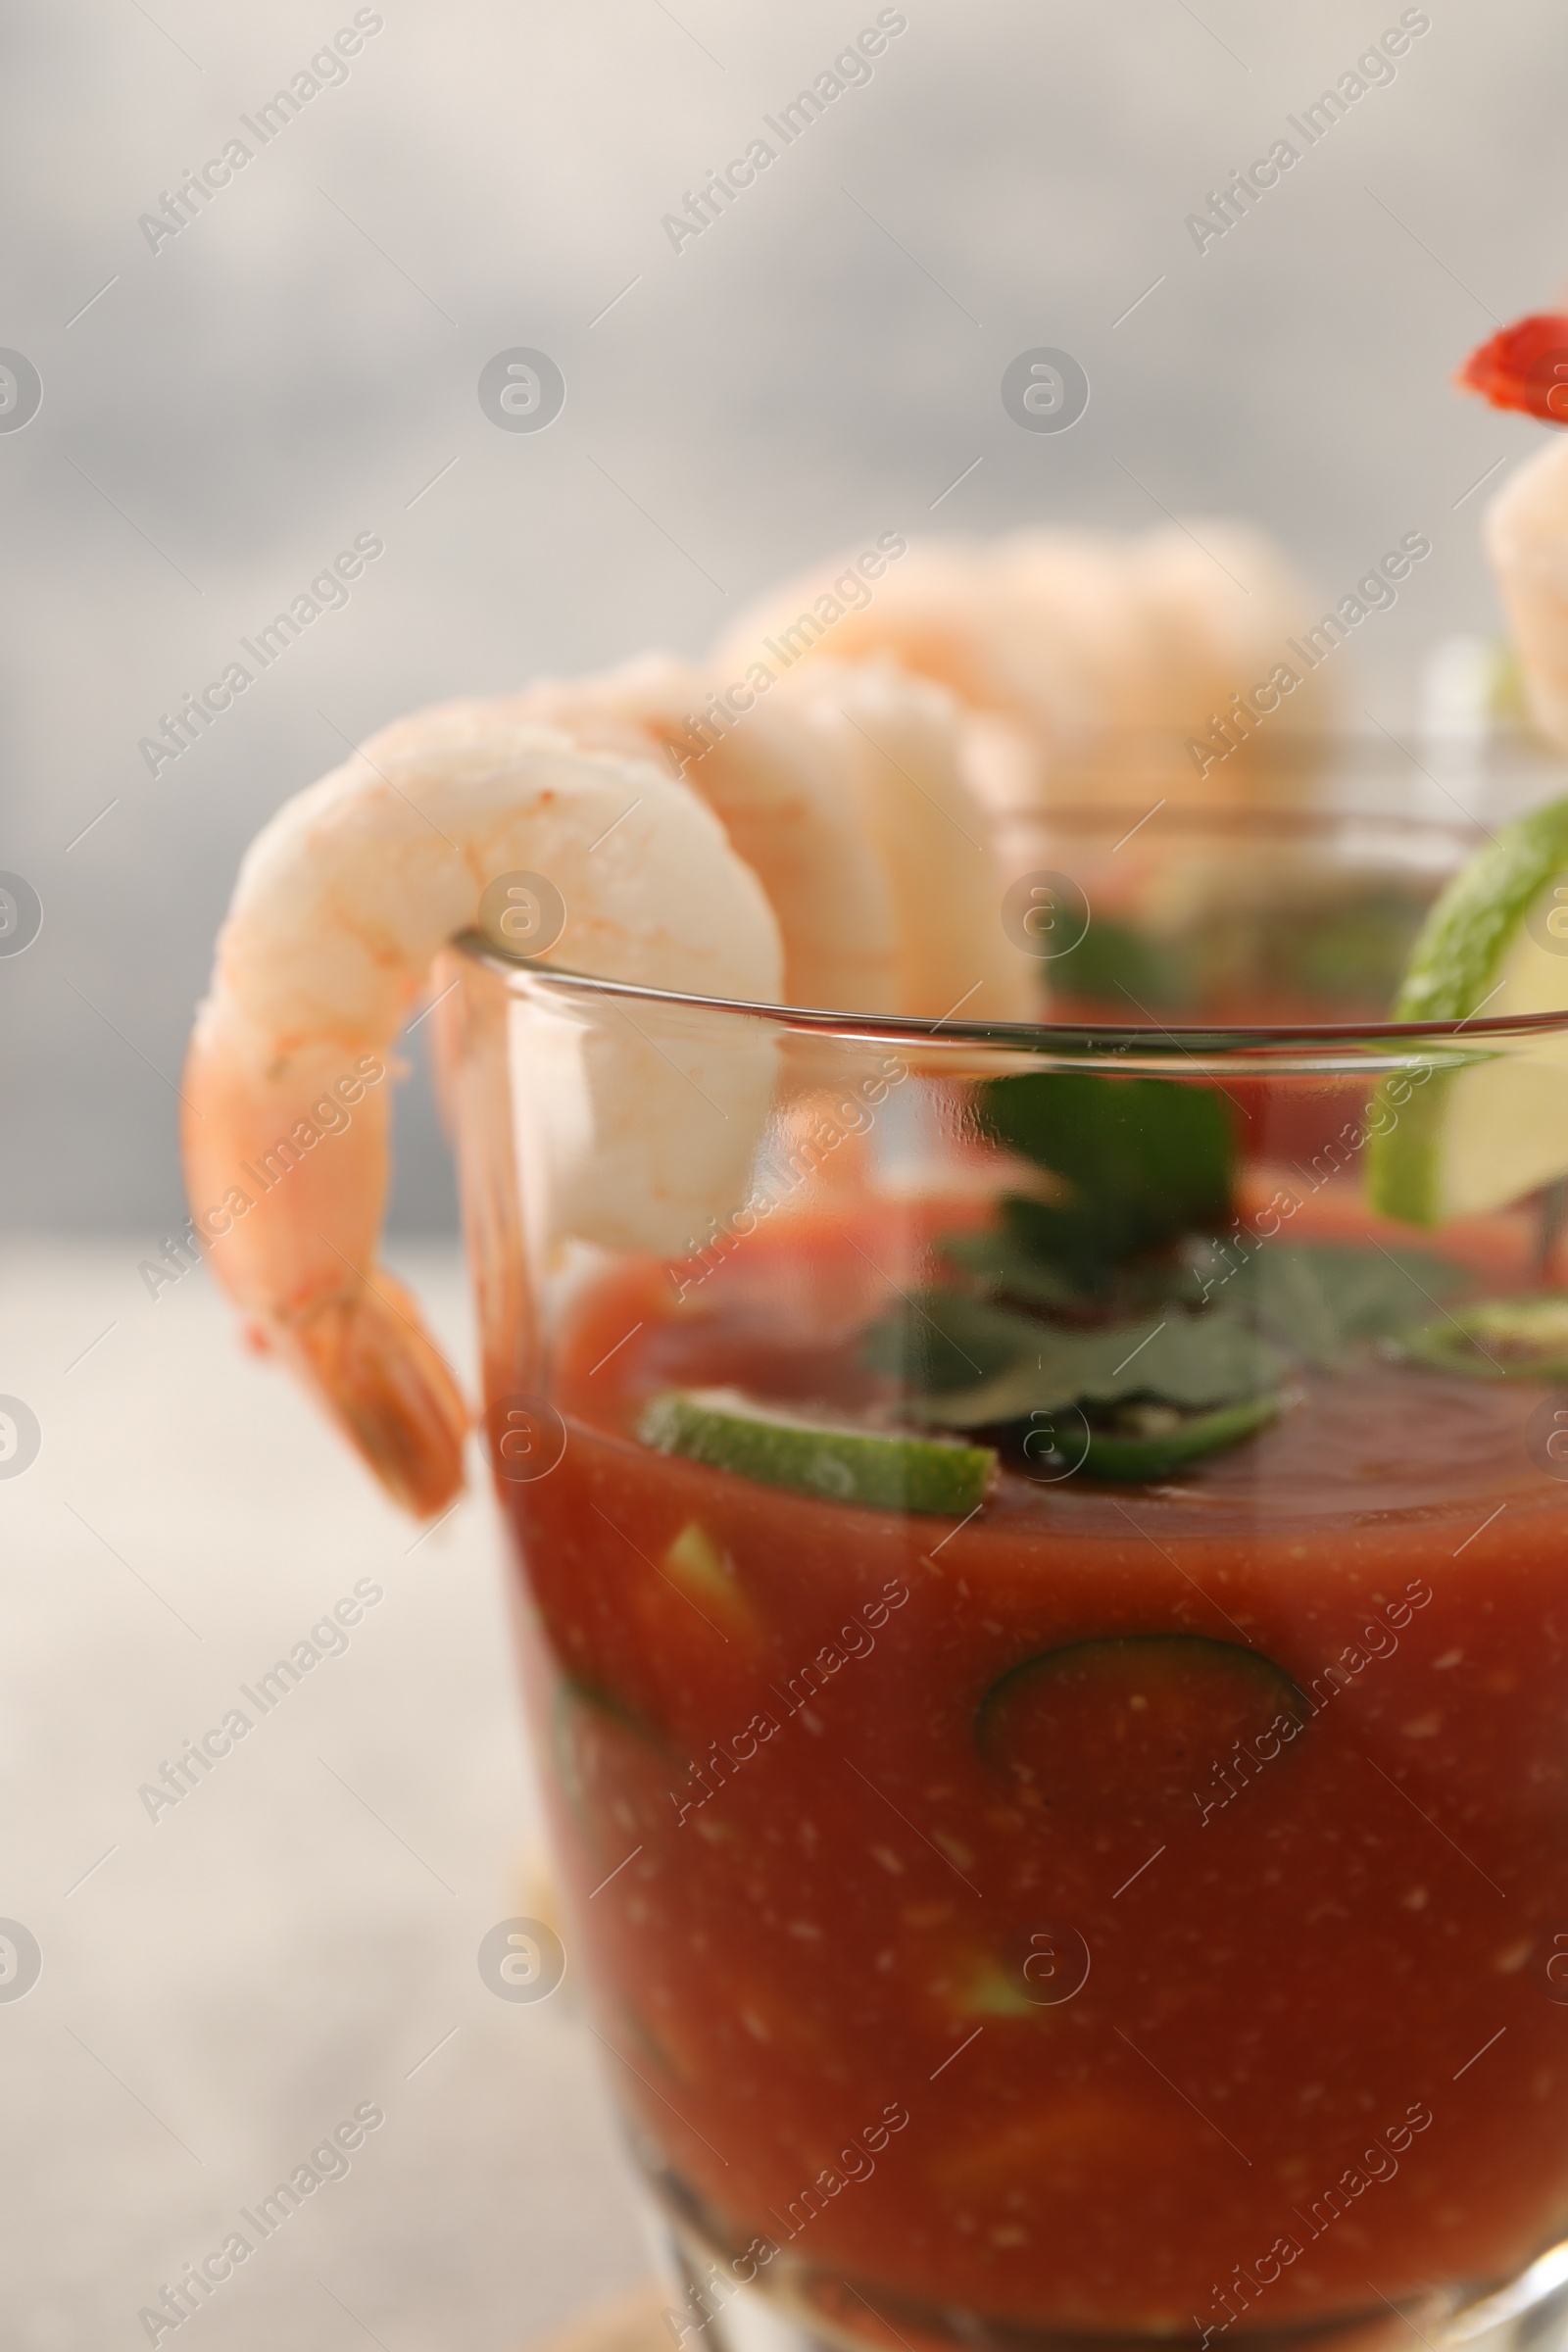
[499,1206,1568,2337]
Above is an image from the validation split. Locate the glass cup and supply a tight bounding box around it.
[444,803,1568,2352]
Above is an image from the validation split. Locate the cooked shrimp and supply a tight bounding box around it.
[528,655,1034,1020]
[498,657,903,1013]
[399,652,1032,1019]
[183,718,782,1515]
[1460,312,1568,748]
[716,524,1330,808]
[720,538,1009,720]
[1011,522,1331,788]
[775,659,1037,1021]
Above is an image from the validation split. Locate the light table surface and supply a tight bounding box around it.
[0,1239,649,2350]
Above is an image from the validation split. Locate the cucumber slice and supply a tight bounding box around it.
[953,1957,1040,2019]
[663,1518,751,1616]
[638,1388,996,1517]
[1076,1394,1283,1481]
[1367,796,1568,1225]
[977,1636,1308,1816]
[952,1928,1092,2016]
[552,1681,682,1863]
[1392,1295,1568,1382]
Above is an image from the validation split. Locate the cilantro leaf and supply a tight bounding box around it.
[942,1215,1206,1317]
[1051,917,1191,1012]
[868,1289,1289,1429]
[974,1073,1235,1286]
[908,1311,1289,1428]
[1190,1240,1467,1370]
[937,1231,1083,1309]
[861,1290,1041,1396]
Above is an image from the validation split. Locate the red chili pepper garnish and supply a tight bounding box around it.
[1460,313,1568,422]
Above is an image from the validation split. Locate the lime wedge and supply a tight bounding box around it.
[638,1389,995,1516]
[1366,797,1568,1224]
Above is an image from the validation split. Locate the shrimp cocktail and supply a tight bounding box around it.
[185,311,1568,2352]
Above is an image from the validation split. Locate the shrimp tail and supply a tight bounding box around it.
[269,1266,469,1518]
[183,718,781,1519]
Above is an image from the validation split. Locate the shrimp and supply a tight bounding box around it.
[495,657,904,1013]
[183,718,782,1515]
[402,652,1033,1019]
[716,524,1331,809]
[525,656,1033,1020]
[1460,312,1568,749]
[772,658,1037,1020]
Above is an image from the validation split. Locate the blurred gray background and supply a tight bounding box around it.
[2,6,1566,2347]
[3,0,1562,1233]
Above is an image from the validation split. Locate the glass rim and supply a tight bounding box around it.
[453,932,1568,1066]
[452,800,1568,1069]
[982,800,1483,840]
